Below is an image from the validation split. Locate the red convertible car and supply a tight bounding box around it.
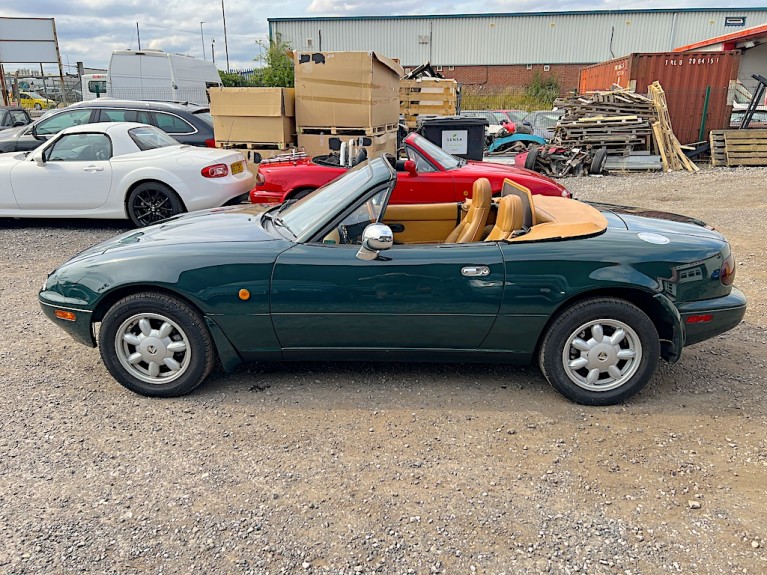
[249,133,571,205]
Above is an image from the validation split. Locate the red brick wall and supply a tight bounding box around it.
[435,64,591,94]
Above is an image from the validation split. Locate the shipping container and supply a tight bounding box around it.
[579,51,740,143]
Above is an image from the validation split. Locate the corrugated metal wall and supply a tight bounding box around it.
[270,10,767,67]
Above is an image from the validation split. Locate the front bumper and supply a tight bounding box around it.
[678,287,747,346]
[39,292,96,348]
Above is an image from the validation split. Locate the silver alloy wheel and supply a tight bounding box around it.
[561,318,642,392]
[114,312,191,385]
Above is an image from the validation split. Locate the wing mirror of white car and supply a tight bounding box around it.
[356,223,394,261]
[32,150,46,166]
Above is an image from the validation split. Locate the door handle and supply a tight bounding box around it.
[461,266,490,277]
[82,165,104,172]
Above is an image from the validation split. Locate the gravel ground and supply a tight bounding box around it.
[1,166,765,574]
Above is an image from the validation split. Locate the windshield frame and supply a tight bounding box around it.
[408,133,462,171]
[273,157,396,243]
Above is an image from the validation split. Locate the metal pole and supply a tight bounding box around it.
[212,38,216,66]
[222,0,230,71]
[698,86,710,142]
[200,22,206,59]
[137,22,141,50]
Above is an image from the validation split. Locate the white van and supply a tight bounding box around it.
[82,50,222,103]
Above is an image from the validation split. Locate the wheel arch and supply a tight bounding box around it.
[91,284,242,371]
[532,287,679,362]
[123,179,187,218]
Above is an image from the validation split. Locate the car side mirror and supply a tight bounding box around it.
[356,223,393,261]
[404,159,417,176]
[33,150,46,166]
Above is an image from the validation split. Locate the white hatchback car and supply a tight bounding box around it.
[0,122,253,227]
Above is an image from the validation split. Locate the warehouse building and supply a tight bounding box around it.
[269,8,767,92]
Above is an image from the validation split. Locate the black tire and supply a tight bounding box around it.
[98,292,216,397]
[590,148,608,175]
[524,146,540,171]
[538,297,659,406]
[127,182,185,227]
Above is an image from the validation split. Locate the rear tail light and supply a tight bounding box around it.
[255,171,265,185]
[201,163,229,178]
[719,254,736,286]
[205,138,217,148]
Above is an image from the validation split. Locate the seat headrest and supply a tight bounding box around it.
[497,194,524,232]
[471,178,492,208]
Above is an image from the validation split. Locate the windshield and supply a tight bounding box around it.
[491,111,507,124]
[278,161,377,239]
[409,133,461,170]
[536,111,563,129]
[128,126,180,150]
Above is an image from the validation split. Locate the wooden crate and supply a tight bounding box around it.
[400,78,458,129]
[722,130,767,167]
[709,130,727,167]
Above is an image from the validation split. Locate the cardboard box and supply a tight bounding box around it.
[298,129,397,158]
[209,87,295,117]
[213,116,295,146]
[294,51,403,129]
[210,87,295,144]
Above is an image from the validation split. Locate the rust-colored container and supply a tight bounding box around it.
[580,51,741,144]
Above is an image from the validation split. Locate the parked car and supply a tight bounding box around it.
[40,157,746,405]
[18,90,55,110]
[0,122,252,227]
[521,110,564,140]
[494,109,528,124]
[0,99,215,153]
[0,106,32,129]
[459,109,507,139]
[250,132,571,204]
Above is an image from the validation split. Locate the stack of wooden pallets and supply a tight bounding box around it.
[553,89,655,156]
[400,77,458,130]
[709,129,767,167]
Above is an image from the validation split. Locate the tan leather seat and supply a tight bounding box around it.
[445,178,492,243]
[485,195,524,241]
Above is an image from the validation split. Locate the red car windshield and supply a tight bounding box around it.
[408,133,463,170]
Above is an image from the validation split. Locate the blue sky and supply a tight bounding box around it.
[3,1,764,73]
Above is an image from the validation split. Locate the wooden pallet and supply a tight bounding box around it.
[709,130,727,167]
[648,82,698,172]
[722,129,767,166]
[298,124,398,136]
[218,141,292,150]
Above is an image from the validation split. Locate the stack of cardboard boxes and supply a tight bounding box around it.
[209,87,296,171]
[294,51,403,157]
[208,51,403,163]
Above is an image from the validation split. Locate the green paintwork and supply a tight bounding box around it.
[39,158,747,373]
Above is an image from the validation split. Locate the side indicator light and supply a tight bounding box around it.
[686,314,713,324]
[55,310,77,321]
[239,289,251,301]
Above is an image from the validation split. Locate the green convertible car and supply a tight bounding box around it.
[40,157,746,405]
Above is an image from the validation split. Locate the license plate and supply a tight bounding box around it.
[231,161,243,174]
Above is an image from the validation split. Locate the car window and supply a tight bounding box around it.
[536,112,563,128]
[153,112,194,134]
[192,110,213,125]
[35,110,94,135]
[406,148,437,173]
[409,133,461,170]
[0,112,10,127]
[44,133,112,162]
[98,109,152,124]
[10,110,29,125]
[128,126,179,150]
[320,187,389,245]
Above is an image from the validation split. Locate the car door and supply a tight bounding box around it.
[10,132,113,210]
[391,147,458,203]
[270,189,504,353]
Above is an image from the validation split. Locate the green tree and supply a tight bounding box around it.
[525,72,560,107]
[217,39,294,88]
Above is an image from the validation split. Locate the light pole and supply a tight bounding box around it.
[221,0,230,72]
[200,21,206,60]
[211,38,216,66]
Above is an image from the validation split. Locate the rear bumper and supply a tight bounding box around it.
[678,287,747,346]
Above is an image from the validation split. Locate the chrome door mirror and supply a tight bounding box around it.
[356,223,393,261]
